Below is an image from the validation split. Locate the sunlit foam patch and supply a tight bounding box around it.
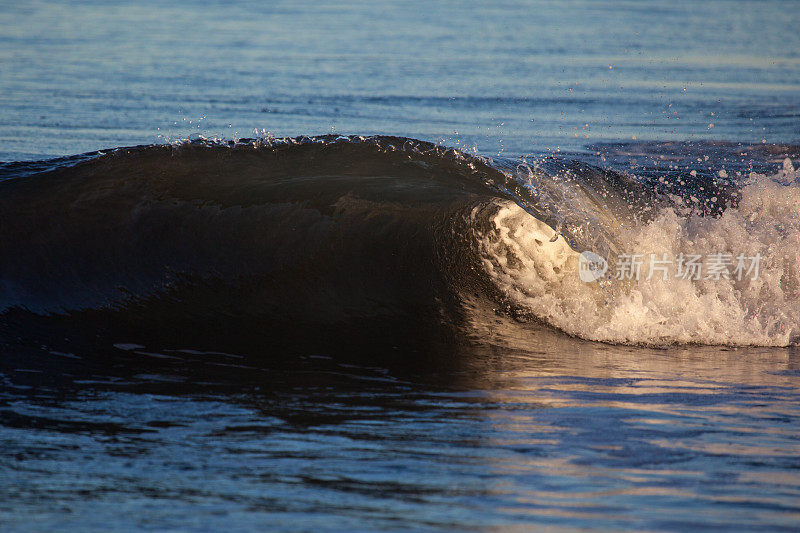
[479,160,800,346]
[577,251,608,282]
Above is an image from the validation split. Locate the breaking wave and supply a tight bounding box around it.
[0,135,797,347]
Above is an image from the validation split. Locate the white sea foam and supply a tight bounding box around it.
[478,159,800,346]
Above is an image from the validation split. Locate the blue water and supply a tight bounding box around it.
[1,1,800,531]
[1,0,798,161]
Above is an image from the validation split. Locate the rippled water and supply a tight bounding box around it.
[3,329,800,531]
[1,0,798,161]
[1,0,800,531]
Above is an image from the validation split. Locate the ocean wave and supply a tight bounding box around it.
[479,159,800,346]
[0,135,796,347]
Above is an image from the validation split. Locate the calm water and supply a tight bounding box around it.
[1,1,800,531]
[1,0,798,161]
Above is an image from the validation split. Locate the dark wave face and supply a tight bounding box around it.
[0,136,798,349]
[0,136,504,356]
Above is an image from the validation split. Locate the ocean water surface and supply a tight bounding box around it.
[1,1,799,531]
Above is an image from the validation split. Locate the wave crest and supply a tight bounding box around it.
[478,160,800,346]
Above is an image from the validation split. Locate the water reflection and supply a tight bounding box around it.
[1,319,799,530]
